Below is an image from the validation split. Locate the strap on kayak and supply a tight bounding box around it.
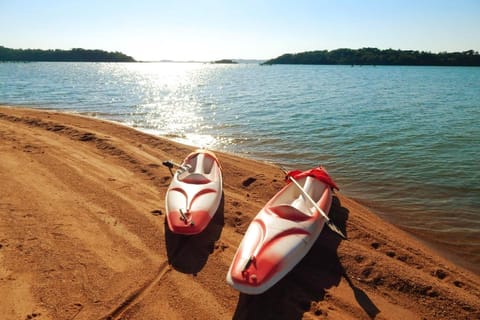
[179,208,195,226]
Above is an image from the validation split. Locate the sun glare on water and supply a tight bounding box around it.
[123,62,223,149]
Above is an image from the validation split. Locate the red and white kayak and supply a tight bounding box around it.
[226,167,338,295]
[165,150,223,235]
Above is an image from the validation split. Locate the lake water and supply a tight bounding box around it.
[1,62,479,273]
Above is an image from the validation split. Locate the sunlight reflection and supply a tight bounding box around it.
[127,62,219,148]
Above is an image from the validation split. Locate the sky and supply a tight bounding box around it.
[1,0,479,61]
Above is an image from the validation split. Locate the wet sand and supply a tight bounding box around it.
[1,106,479,320]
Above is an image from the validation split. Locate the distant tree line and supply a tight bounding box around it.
[0,46,136,62]
[211,59,238,64]
[262,48,480,66]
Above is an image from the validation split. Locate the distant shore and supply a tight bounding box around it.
[262,48,480,66]
[4,45,480,66]
[0,46,135,62]
[0,105,479,319]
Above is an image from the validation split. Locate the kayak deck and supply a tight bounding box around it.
[227,169,335,295]
[165,150,223,235]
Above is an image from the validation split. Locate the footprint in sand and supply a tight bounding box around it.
[151,209,163,216]
[25,312,41,319]
[371,242,380,249]
[78,132,96,141]
[159,176,170,184]
[432,268,448,280]
[354,254,365,263]
[242,177,256,187]
[386,251,396,258]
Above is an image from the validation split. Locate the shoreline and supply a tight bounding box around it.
[350,196,480,276]
[6,103,477,275]
[133,114,480,277]
[1,105,479,319]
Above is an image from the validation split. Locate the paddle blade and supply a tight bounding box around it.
[162,160,174,168]
[326,220,347,239]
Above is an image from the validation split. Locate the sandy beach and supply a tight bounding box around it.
[1,106,479,320]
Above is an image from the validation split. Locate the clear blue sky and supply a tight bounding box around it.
[1,0,479,61]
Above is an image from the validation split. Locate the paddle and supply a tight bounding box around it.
[286,173,347,239]
[162,160,191,176]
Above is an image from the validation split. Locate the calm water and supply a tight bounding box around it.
[1,62,479,273]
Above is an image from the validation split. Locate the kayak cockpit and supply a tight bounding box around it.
[180,173,211,184]
[177,151,220,184]
[266,176,328,221]
[184,151,217,174]
[268,204,313,222]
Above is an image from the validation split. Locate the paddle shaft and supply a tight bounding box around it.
[162,160,191,172]
[288,176,331,222]
[288,175,346,239]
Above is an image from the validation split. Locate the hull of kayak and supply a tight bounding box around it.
[226,167,336,294]
[165,150,223,235]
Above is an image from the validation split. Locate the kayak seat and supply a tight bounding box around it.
[268,205,312,222]
[181,173,211,184]
[184,157,197,173]
[187,153,216,175]
[201,154,215,174]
